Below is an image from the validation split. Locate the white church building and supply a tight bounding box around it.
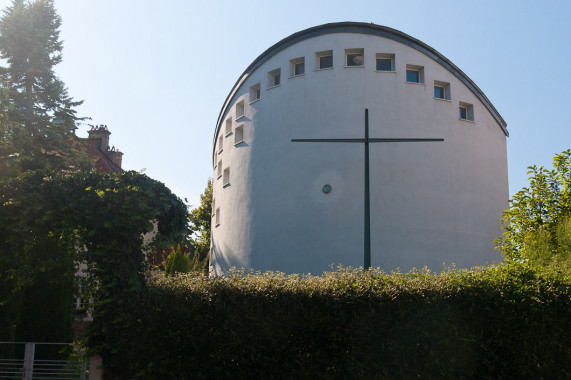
[210,22,508,276]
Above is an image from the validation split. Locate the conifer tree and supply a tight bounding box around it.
[165,245,190,276]
[0,0,89,176]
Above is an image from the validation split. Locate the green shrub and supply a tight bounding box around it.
[102,264,571,379]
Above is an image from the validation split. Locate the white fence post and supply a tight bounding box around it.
[22,342,35,380]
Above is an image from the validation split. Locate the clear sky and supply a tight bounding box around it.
[3,0,570,207]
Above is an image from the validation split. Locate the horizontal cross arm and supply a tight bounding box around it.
[291,138,444,143]
[291,138,366,143]
[368,138,444,142]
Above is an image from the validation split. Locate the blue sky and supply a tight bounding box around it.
[3,0,570,207]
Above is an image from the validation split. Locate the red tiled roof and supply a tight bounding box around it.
[84,139,123,173]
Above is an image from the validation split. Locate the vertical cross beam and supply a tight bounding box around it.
[292,109,443,270]
[364,109,371,269]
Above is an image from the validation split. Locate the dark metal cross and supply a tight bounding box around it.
[291,108,444,269]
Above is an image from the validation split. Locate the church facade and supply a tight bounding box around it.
[211,22,508,275]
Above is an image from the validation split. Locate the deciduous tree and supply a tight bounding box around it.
[188,178,212,273]
[496,149,571,268]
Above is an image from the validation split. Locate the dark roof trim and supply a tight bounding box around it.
[214,22,508,159]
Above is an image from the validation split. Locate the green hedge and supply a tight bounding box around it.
[105,264,571,379]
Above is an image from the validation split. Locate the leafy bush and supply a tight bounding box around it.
[103,264,571,379]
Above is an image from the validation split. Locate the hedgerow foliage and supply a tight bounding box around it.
[110,264,570,379]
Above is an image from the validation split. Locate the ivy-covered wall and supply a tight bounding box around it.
[0,170,188,361]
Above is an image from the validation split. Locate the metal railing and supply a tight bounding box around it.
[0,342,87,379]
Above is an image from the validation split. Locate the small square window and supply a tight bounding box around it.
[236,100,245,119]
[405,64,424,83]
[223,167,230,186]
[250,83,261,102]
[215,208,220,226]
[376,59,391,71]
[315,50,333,70]
[345,48,364,67]
[289,57,305,77]
[225,117,232,136]
[218,135,223,153]
[434,80,451,100]
[268,68,281,88]
[406,70,419,82]
[459,102,474,121]
[217,160,222,178]
[235,124,244,145]
[376,53,395,71]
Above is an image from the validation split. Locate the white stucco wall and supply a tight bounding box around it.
[211,25,508,276]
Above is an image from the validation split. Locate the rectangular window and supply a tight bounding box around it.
[225,117,232,136]
[218,135,223,153]
[215,208,220,226]
[459,101,474,121]
[406,64,424,83]
[315,50,333,70]
[249,83,261,102]
[268,68,281,88]
[217,160,222,178]
[235,124,244,145]
[434,80,451,100]
[212,199,215,217]
[345,48,364,67]
[289,57,305,77]
[375,53,395,71]
[223,167,230,186]
[236,100,245,119]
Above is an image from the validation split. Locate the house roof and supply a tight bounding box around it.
[84,138,123,173]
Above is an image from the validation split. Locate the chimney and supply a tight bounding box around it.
[113,151,123,169]
[87,125,111,152]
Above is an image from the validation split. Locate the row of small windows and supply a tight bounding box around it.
[218,121,245,154]
[286,49,396,72]
[215,115,245,188]
[235,48,476,122]
[215,161,231,186]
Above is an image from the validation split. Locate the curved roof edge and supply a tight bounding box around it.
[213,22,508,158]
